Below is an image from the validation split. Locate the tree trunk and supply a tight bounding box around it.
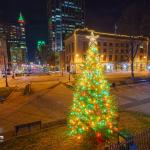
[131,60,134,80]
[130,42,135,80]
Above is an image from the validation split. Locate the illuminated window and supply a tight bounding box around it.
[109,55,112,61]
[140,49,144,53]
[103,42,107,46]
[126,44,129,47]
[71,42,74,52]
[115,55,118,61]
[121,55,124,61]
[103,49,107,53]
[121,43,124,47]
[103,55,106,61]
[98,41,101,47]
[115,43,119,47]
[109,43,113,47]
[121,50,124,53]
[83,41,88,51]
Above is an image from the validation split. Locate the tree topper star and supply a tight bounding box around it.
[86,31,99,46]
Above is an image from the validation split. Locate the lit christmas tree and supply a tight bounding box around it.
[68,32,118,143]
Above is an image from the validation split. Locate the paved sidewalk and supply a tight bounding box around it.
[112,83,150,114]
[0,82,72,134]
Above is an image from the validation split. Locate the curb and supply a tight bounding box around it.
[0,118,66,143]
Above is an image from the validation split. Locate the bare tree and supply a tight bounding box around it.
[127,37,142,80]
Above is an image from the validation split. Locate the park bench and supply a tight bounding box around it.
[15,120,42,136]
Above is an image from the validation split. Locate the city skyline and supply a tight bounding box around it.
[0,0,148,61]
[0,0,132,61]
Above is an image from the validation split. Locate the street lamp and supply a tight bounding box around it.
[11,63,16,79]
[101,54,104,58]
[143,56,147,72]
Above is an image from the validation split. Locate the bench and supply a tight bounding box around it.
[15,121,42,136]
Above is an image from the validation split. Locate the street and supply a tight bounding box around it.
[0,71,150,88]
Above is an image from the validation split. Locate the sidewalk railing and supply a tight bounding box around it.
[106,128,150,150]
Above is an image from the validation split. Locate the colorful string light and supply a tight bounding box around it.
[68,32,118,142]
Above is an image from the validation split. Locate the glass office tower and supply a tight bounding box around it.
[48,0,85,52]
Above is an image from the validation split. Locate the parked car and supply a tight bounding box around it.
[2,70,11,77]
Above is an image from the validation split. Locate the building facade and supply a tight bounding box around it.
[0,13,28,70]
[62,29,149,73]
[0,35,8,73]
[47,0,85,52]
[17,13,28,64]
[35,40,49,65]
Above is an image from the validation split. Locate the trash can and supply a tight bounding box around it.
[129,143,137,150]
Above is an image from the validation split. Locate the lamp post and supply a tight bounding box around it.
[143,56,147,72]
[12,63,15,79]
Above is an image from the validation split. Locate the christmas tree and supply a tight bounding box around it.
[68,32,118,143]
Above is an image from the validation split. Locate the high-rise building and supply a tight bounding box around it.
[17,12,28,63]
[0,13,28,70]
[0,35,8,73]
[0,23,19,67]
[47,0,85,52]
[35,40,49,65]
[0,23,11,67]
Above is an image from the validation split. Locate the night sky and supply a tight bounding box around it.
[0,0,133,61]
